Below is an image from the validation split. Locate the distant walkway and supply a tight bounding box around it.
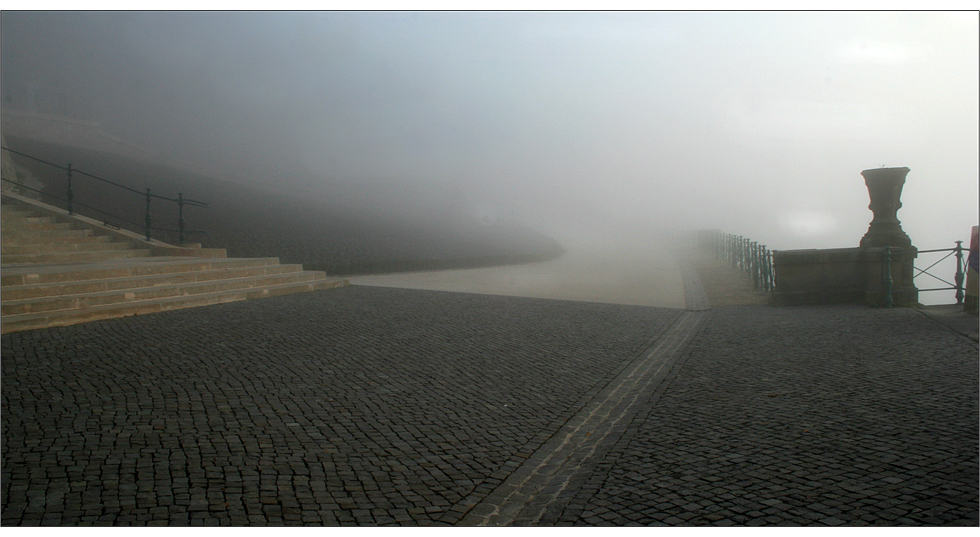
[684,249,770,308]
[350,234,687,309]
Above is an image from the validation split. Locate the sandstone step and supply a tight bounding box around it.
[2,240,135,255]
[2,271,326,316]
[1,210,38,221]
[2,206,42,215]
[2,192,348,334]
[4,214,57,224]
[2,263,306,301]
[2,220,75,231]
[1,257,283,286]
[1,233,108,246]
[0,228,96,237]
[1,249,153,264]
[0,277,349,334]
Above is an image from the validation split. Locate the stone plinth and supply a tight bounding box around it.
[772,247,917,307]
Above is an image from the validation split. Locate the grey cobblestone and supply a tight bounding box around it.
[556,305,978,526]
[4,286,977,526]
[3,285,679,525]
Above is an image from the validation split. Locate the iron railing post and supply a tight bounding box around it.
[144,188,152,242]
[765,246,773,292]
[178,193,186,244]
[745,238,750,274]
[883,247,893,308]
[768,248,775,292]
[737,236,744,270]
[739,236,744,271]
[730,235,737,269]
[744,239,749,275]
[954,240,965,305]
[760,244,768,291]
[66,163,74,215]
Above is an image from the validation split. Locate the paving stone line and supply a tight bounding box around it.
[677,256,710,311]
[461,309,708,526]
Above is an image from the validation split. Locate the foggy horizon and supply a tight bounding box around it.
[2,10,978,253]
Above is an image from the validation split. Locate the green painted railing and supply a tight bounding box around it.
[887,242,969,307]
[696,229,775,293]
[697,229,970,307]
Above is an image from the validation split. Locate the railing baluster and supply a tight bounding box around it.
[954,240,965,305]
[761,245,770,292]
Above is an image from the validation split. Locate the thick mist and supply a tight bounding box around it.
[2,11,977,257]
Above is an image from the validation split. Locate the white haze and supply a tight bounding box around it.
[2,11,977,268]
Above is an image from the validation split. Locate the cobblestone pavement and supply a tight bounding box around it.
[3,285,978,526]
[2,286,682,526]
[555,305,979,526]
[460,310,710,526]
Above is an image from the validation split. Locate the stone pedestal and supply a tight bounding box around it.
[771,167,919,307]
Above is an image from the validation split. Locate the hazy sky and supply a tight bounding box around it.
[2,10,977,251]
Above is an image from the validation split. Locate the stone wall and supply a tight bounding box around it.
[772,247,917,307]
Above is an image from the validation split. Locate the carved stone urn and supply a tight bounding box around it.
[859,167,913,248]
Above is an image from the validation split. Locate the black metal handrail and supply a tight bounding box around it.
[1,146,209,243]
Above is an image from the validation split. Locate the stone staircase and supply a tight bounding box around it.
[1,192,348,333]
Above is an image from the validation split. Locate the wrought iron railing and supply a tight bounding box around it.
[887,242,969,306]
[696,230,775,293]
[698,228,970,307]
[1,146,209,244]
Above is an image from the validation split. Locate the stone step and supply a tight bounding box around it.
[1,234,109,246]
[1,192,349,334]
[1,257,283,286]
[2,263,306,301]
[2,240,134,255]
[2,207,43,217]
[2,228,97,240]
[0,277,349,334]
[2,219,75,231]
[1,249,153,264]
[3,214,57,224]
[1,209,39,221]
[2,270,328,316]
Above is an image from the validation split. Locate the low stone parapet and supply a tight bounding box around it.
[772,246,918,307]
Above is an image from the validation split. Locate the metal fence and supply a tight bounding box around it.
[895,242,969,306]
[1,146,209,243]
[696,230,775,293]
[697,228,971,307]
